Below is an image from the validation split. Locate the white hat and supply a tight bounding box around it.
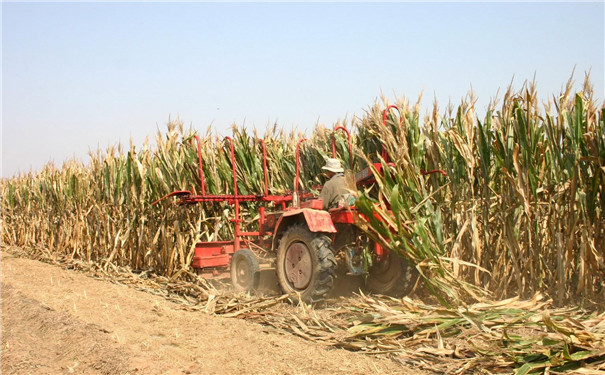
[322,158,344,173]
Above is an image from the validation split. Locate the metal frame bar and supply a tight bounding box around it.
[294,138,310,208]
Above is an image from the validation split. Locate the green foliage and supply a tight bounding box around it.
[353,77,604,306]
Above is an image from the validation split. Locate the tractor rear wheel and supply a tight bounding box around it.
[276,225,336,303]
[365,251,418,297]
[230,249,260,293]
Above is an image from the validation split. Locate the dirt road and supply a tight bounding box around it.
[1,252,420,374]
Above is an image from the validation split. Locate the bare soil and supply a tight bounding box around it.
[1,252,422,374]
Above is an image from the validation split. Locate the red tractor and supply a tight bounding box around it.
[155,107,445,303]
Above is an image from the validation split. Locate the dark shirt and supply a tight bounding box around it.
[319,173,348,210]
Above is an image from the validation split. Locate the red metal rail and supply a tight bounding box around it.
[178,194,294,205]
[223,136,243,251]
[420,168,447,176]
[294,138,310,208]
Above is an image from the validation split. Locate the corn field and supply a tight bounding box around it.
[356,75,604,307]
[1,75,603,307]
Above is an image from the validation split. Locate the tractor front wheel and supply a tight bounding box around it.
[230,249,260,293]
[276,225,336,303]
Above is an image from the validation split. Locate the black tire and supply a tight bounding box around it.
[276,225,336,303]
[365,251,418,297]
[230,249,260,293]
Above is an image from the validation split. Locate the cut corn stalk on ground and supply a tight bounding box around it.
[4,245,603,374]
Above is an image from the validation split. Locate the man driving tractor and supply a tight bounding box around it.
[319,158,350,210]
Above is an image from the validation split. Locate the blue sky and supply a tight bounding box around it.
[2,2,604,177]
